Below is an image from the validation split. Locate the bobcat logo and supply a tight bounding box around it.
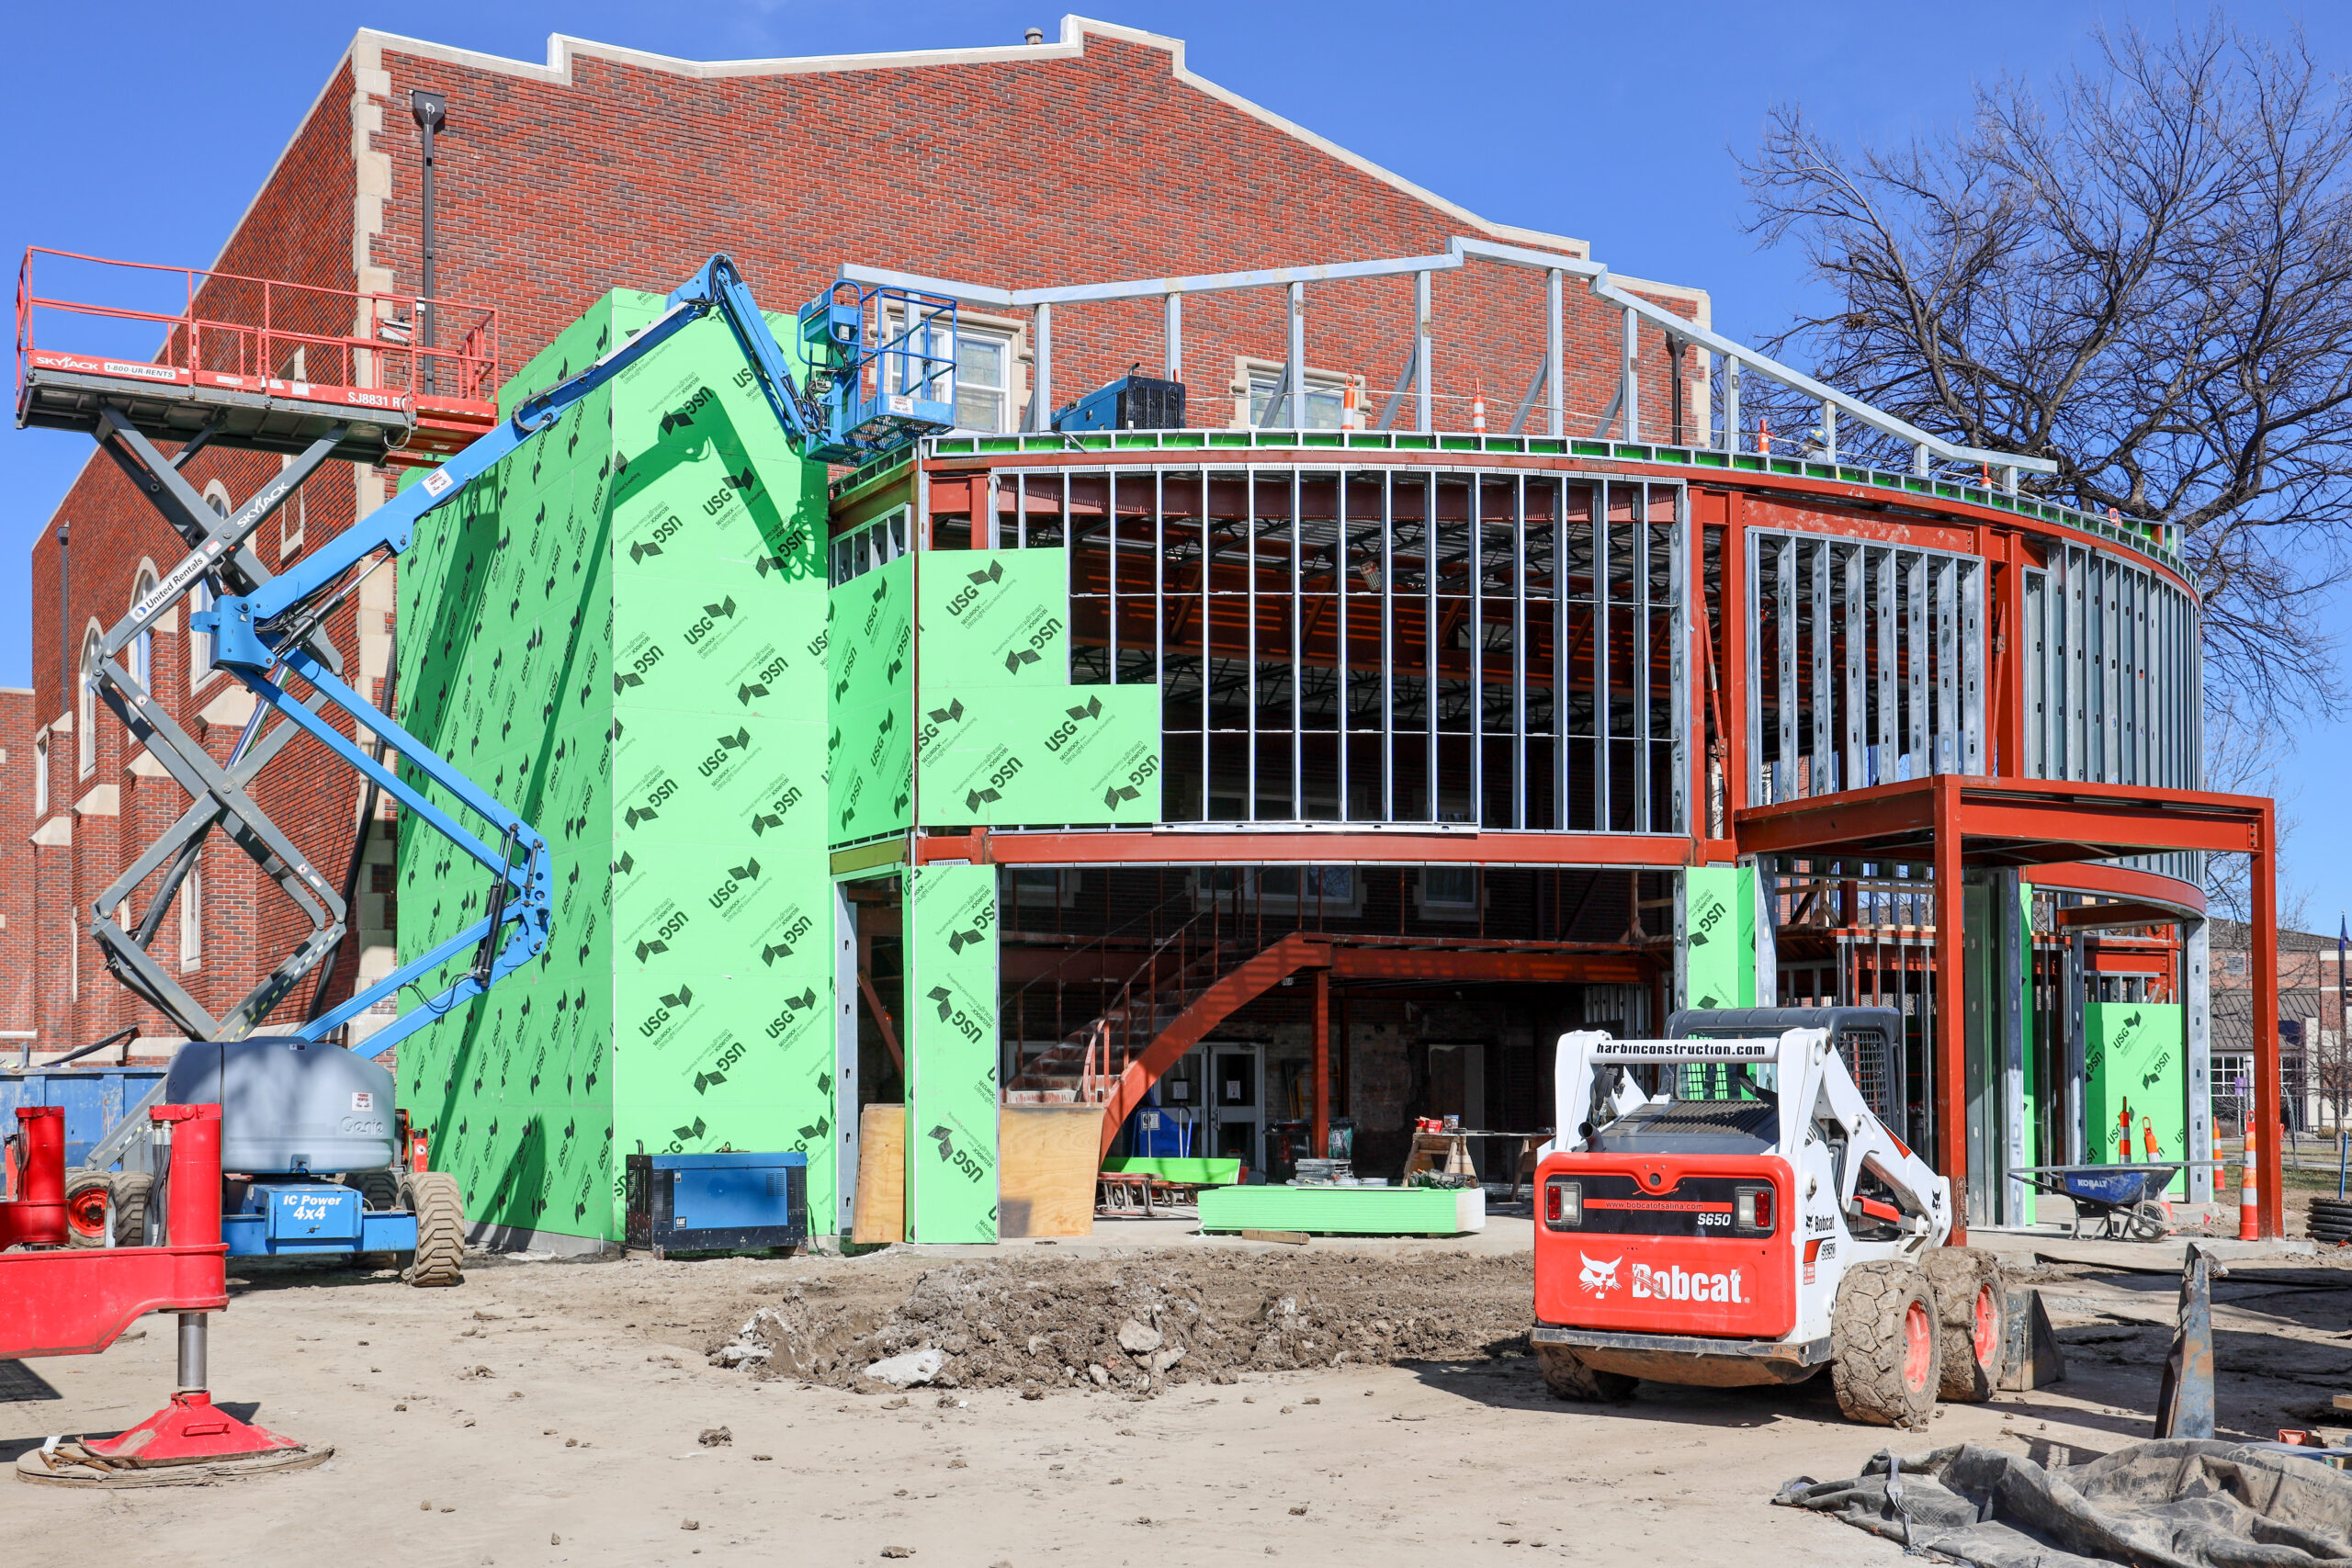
[1578,1254,1623,1295]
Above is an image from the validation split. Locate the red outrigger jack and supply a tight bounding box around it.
[1,1103,327,1483]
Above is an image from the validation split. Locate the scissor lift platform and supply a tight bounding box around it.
[15,248,498,467]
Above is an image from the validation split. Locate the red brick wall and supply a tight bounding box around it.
[0,688,31,1040]
[369,29,1696,434]
[22,24,1703,1048]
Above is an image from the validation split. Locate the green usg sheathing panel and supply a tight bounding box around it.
[2086,1001,2185,1194]
[1681,865,1756,1010]
[397,288,836,1245]
[917,685,1160,826]
[826,554,913,846]
[917,547,1070,687]
[1197,1184,1487,1235]
[906,863,1000,1243]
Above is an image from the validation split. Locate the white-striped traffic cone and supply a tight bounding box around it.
[2239,1127,2260,1241]
[1471,378,1487,434]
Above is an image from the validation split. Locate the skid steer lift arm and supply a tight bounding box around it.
[75,253,915,1060]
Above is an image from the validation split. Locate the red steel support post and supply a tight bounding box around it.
[1934,775,1969,1244]
[2253,802,2284,1238]
[1313,966,1331,1164]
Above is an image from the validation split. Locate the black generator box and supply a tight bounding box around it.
[1053,373,1186,433]
[624,1151,808,1258]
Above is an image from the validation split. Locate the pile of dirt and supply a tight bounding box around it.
[702,1251,1533,1397]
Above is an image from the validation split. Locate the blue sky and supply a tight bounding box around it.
[5,1,2346,919]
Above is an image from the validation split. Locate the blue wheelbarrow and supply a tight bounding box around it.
[2016,1163,2188,1241]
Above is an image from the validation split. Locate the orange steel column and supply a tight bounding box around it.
[1934,774,1969,1244]
[2253,801,2284,1238]
[1313,966,1331,1163]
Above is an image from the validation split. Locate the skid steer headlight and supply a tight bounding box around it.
[1544,1178,1582,1229]
[1734,1184,1774,1235]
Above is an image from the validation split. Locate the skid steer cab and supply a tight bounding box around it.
[1530,1008,2007,1428]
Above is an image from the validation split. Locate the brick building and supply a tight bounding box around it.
[21,17,1697,1065]
[17,16,2285,1245]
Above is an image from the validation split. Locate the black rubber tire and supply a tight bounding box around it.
[1534,1344,1637,1403]
[1830,1260,1940,1429]
[62,1168,111,1248]
[109,1171,153,1247]
[1920,1247,2005,1403]
[348,1168,402,1211]
[402,1171,466,1287]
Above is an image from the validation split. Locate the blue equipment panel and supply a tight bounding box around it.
[0,1067,166,1168]
[626,1152,808,1256]
[221,1180,417,1257]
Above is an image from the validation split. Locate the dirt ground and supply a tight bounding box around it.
[6,1224,2348,1567]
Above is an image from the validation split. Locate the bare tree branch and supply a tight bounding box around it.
[1743,16,2352,717]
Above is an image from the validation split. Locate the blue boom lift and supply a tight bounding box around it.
[15,254,955,1279]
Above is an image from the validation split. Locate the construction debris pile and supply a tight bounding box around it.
[706,1253,1533,1395]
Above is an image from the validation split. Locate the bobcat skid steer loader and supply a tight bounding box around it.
[1530,1008,2007,1428]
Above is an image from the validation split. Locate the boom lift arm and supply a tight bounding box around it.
[74,254,948,1063]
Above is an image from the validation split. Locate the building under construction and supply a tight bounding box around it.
[15,17,2284,1250]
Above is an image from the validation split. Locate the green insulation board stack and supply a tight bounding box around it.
[1197,1184,1487,1235]
[394,288,834,1246]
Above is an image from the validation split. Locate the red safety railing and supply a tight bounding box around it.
[16,246,499,425]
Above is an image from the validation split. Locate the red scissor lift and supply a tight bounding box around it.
[2,1103,322,1481]
[16,247,499,468]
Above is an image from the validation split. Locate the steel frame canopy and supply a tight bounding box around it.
[842,234,2059,483]
[1733,773,2280,1238]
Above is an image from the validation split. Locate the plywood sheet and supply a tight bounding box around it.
[999,1104,1101,1238]
[853,1102,905,1245]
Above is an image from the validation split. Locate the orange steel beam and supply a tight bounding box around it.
[921,828,1704,869]
[1734,775,2267,862]
[2029,859,2205,915]
[2052,900,2184,932]
[1327,948,1650,984]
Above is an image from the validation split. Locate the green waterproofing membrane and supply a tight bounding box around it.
[826,554,913,847]
[916,547,1071,688]
[396,289,834,1243]
[905,862,1000,1242]
[2086,1001,2188,1195]
[912,547,1159,828]
[1681,865,1757,1010]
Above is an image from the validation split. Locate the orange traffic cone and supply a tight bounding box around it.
[1471,378,1487,434]
[2239,1127,2260,1241]
[1759,418,1772,456]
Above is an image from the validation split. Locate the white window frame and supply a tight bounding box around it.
[1232,355,1360,431]
[1415,866,1485,921]
[178,865,202,970]
[76,623,100,776]
[829,506,911,587]
[128,563,158,693]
